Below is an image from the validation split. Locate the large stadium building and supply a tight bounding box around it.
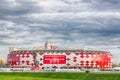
[7,41,113,70]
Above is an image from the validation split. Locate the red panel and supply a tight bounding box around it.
[75,52,79,55]
[21,53,25,58]
[86,53,89,58]
[66,52,71,55]
[66,63,70,66]
[40,63,43,66]
[30,51,34,55]
[80,52,84,58]
[66,58,70,61]
[80,61,84,66]
[26,52,30,58]
[73,57,77,59]
[86,61,89,67]
[26,61,30,65]
[40,52,44,55]
[73,59,77,62]
[44,55,66,64]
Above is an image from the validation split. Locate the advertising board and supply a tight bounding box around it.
[44,55,66,64]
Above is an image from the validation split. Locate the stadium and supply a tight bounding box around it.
[7,41,113,70]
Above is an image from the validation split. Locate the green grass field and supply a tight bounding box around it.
[0,72,120,80]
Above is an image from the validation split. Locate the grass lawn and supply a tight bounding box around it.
[0,72,120,80]
[0,76,70,80]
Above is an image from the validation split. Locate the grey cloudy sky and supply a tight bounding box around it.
[0,0,120,63]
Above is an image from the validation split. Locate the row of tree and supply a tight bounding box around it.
[112,63,120,67]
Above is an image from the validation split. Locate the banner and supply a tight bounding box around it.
[44,55,66,64]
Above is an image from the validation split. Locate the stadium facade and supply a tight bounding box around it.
[7,41,113,69]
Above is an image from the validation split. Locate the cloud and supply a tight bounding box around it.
[1,11,120,46]
[90,0,120,11]
[0,0,120,63]
[2,12,120,41]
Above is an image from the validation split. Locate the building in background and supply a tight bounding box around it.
[7,41,113,70]
[0,58,7,65]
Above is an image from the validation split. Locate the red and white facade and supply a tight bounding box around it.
[7,50,113,69]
